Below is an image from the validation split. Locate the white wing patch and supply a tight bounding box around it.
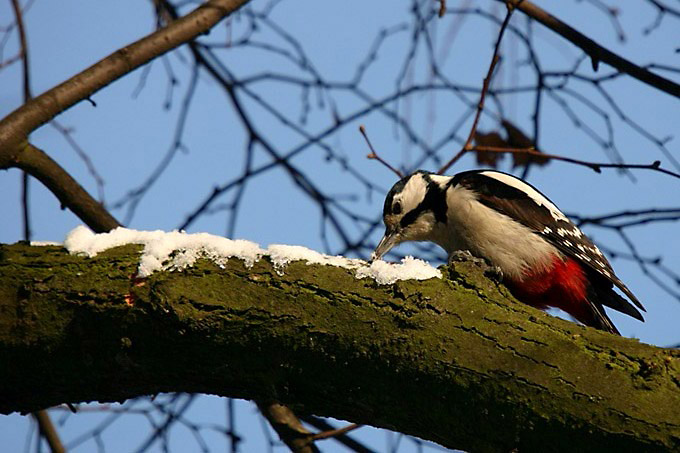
[590,245,604,257]
[480,171,569,222]
[557,227,583,239]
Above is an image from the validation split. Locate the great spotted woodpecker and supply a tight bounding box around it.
[372,169,645,334]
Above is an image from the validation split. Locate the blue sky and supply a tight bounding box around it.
[1,0,679,451]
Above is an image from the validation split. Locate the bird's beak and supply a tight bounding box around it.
[371,228,400,262]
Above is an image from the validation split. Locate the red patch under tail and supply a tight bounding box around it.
[506,255,616,332]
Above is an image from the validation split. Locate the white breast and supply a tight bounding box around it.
[431,185,560,280]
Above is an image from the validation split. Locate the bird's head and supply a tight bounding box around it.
[372,170,447,261]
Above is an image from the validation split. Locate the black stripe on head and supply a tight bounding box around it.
[383,175,410,217]
[399,172,448,228]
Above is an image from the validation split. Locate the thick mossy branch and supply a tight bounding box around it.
[0,243,678,452]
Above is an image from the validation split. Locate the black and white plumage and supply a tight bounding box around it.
[373,169,645,334]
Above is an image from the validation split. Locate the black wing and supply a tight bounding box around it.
[452,170,645,319]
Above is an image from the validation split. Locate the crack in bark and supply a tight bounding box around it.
[1,244,679,452]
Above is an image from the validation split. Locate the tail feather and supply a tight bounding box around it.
[587,270,645,322]
[587,301,620,335]
[599,288,645,322]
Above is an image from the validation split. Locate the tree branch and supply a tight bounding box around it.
[0,0,251,235]
[256,402,319,453]
[10,0,34,244]
[301,416,373,453]
[502,0,680,98]
[468,145,680,179]
[438,4,514,175]
[0,143,120,233]
[1,243,678,452]
[32,411,65,453]
[0,0,250,152]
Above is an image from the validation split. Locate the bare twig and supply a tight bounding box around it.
[0,0,251,235]
[10,0,31,101]
[301,416,376,453]
[573,208,680,228]
[310,422,361,441]
[1,143,120,233]
[0,53,21,69]
[50,120,106,202]
[468,145,680,179]
[32,411,65,453]
[256,402,320,453]
[501,0,680,97]
[0,0,252,151]
[10,0,33,243]
[438,0,447,18]
[133,394,196,452]
[360,125,404,178]
[438,4,516,174]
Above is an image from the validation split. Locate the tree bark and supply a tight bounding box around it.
[0,243,678,452]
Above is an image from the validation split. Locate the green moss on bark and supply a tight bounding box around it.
[0,243,678,452]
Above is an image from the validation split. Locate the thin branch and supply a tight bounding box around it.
[10,0,31,100]
[310,423,361,441]
[573,208,680,227]
[438,0,447,18]
[301,416,376,453]
[0,0,251,152]
[438,4,516,174]
[133,394,195,452]
[502,0,680,98]
[50,120,106,202]
[0,52,21,69]
[256,402,320,453]
[32,411,65,453]
[21,172,30,240]
[10,0,33,243]
[2,143,120,233]
[0,0,251,237]
[468,145,680,179]
[360,125,404,178]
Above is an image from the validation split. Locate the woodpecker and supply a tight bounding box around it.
[372,169,645,334]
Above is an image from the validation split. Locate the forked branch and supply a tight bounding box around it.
[438,4,516,175]
[360,125,404,178]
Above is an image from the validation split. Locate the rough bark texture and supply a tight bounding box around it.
[0,243,678,452]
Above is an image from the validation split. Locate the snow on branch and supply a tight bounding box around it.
[62,226,441,284]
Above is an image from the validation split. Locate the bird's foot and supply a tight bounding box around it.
[484,265,504,282]
[448,250,503,282]
[448,250,479,264]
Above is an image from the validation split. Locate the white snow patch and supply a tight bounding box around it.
[267,244,362,271]
[65,226,264,277]
[30,241,62,246]
[63,226,441,284]
[355,256,442,285]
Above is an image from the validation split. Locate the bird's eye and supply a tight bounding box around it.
[393,201,402,215]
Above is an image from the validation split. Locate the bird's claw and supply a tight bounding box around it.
[484,265,504,282]
[448,250,477,263]
[448,250,503,282]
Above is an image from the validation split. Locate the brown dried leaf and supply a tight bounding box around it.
[501,120,549,168]
[473,131,506,167]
